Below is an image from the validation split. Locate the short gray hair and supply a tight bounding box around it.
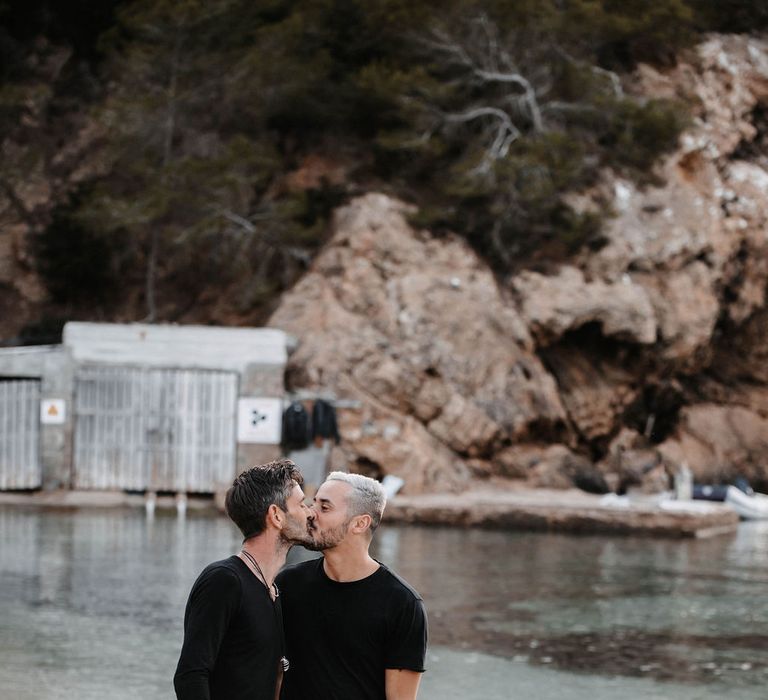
[326,471,387,533]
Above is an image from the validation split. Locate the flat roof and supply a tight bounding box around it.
[0,345,63,357]
[63,322,288,372]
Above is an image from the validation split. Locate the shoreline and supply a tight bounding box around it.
[0,486,740,538]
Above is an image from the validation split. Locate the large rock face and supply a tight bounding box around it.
[270,194,567,492]
[4,35,768,494]
[271,35,768,493]
[657,404,768,487]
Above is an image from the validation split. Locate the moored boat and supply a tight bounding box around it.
[724,486,768,520]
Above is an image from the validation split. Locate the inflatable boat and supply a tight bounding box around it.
[724,486,768,520]
[693,482,768,520]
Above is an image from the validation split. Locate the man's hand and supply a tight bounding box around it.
[385,668,422,700]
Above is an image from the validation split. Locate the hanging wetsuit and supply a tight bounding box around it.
[311,399,340,444]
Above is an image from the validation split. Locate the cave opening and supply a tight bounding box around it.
[622,383,685,444]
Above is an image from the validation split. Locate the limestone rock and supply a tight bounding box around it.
[492,444,550,480]
[334,403,471,493]
[270,193,567,493]
[658,404,768,487]
[541,342,638,441]
[636,262,720,363]
[578,36,768,363]
[425,392,502,457]
[473,443,609,491]
[5,35,768,499]
[599,429,669,495]
[513,266,657,345]
[498,39,768,451]
[711,304,768,388]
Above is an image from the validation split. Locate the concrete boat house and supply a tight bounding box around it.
[0,323,288,499]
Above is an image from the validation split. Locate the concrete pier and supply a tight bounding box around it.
[384,488,740,538]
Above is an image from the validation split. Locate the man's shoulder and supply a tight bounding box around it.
[377,564,424,604]
[201,555,241,574]
[194,556,243,588]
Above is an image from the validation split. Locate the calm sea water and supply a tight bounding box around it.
[0,505,766,700]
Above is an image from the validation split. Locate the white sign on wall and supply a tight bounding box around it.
[237,398,282,444]
[40,399,66,425]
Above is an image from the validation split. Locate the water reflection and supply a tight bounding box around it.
[369,524,768,693]
[1,506,766,700]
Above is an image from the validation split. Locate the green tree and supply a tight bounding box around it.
[77,0,339,320]
[372,9,686,266]
[691,0,768,34]
[12,0,764,317]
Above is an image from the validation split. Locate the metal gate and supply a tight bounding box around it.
[0,378,42,489]
[73,367,237,492]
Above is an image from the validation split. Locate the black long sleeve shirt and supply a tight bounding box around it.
[174,556,283,700]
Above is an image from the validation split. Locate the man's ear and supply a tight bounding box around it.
[351,514,372,534]
[267,503,283,528]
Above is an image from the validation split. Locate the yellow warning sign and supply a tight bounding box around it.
[40,399,66,425]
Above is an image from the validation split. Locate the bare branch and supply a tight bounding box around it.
[474,68,532,90]
[442,106,521,176]
[445,106,515,127]
[475,14,500,73]
[214,207,312,266]
[422,29,475,71]
[418,16,607,179]
[476,69,543,132]
[592,65,624,99]
[541,101,601,114]
[445,107,521,154]
[554,46,624,99]
[489,219,512,268]
[425,25,545,133]
[219,208,256,233]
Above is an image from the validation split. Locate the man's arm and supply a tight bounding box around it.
[383,590,428,700]
[174,567,240,700]
[385,668,423,700]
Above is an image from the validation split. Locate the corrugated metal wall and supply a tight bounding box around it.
[0,379,42,489]
[74,367,237,492]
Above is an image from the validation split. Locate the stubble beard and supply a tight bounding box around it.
[279,513,315,548]
[303,519,351,552]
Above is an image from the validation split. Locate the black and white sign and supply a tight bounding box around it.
[237,398,282,444]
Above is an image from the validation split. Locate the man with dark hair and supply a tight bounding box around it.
[174,460,312,700]
[277,471,428,700]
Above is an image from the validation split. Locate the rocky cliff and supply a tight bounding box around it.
[4,35,768,494]
[270,35,768,494]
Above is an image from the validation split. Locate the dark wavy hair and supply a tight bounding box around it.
[225,460,303,540]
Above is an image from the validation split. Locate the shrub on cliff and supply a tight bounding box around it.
[691,0,768,34]
[70,0,350,320]
[9,0,766,321]
[370,9,688,265]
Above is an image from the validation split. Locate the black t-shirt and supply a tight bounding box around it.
[276,557,427,700]
[174,556,284,700]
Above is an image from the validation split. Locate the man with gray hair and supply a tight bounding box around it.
[276,471,427,700]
